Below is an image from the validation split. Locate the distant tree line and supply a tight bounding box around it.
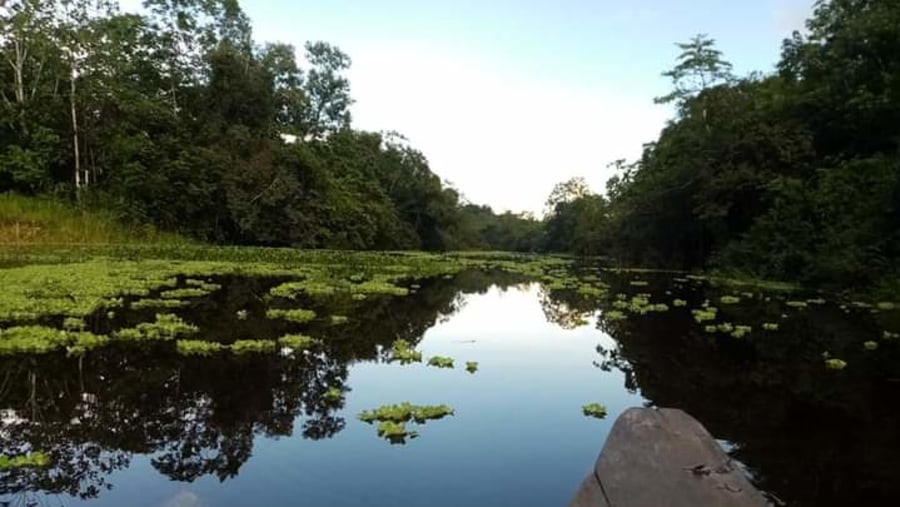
[542,0,900,292]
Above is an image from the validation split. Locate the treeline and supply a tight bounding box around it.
[0,0,538,250]
[544,0,900,292]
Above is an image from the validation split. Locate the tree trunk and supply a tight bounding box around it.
[70,72,81,190]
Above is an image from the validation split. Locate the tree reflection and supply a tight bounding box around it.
[0,271,517,501]
[542,275,900,507]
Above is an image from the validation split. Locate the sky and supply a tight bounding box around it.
[123,0,814,214]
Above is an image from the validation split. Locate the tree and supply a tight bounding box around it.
[301,41,353,138]
[654,34,734,112]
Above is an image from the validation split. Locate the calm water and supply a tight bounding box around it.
[2,270,900,506]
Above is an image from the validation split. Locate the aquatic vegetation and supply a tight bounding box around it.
[465,361,479,373]
[324,387,343,402]
[807,298,826,305]
[825,358,847,371]
[376,420,416,443]
[176,340,225,356]
[877,302,897,311]
[389,339,422,364]
[884,331,899,340]
[577,285,607,298]
[427,356,455,369]
[160,287,210,299]
[184,279,221,292]
[358,403,454,424]
[605,310,627,321]
[629,280,649,287]
[330,315,349,325]
[850,301,873,309]
[0,452,51,471]
[651,303,669,312]
[278,334,319,351]
[786,301,808,309]
[717,322,734,333]
[67,332,110,356]
[692,308,718,323]
[0,326,70,354]
[113,314,198,341]
[131,298,189,310]
[236,309,249,320]
[720,295,741,305]
[730,325,752,339]
[231,340,278,355]
[62,317,86,330]
[582,403,607,419]
[704,325,718,333]
[672,299,687,307]
[762,323,780,331]
[864,341,879,351]
[266,308,317,323]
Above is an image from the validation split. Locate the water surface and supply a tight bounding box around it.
[2,269,899,507]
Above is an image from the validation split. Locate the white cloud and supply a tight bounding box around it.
[346,42,667,214]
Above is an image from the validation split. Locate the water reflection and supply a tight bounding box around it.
[1,269,899,507]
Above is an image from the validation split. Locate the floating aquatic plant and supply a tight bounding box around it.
[605,310,627,321]
[0,452,50,471]
[358,403,454,424]
[113,314,198,341]
[376,421,416,443]
[62,317,86,331]
[672,299,687,307]
[278,334,319,351]
[825,358,847,370]
[231,340,277,355]
[629,280,649,287]
[176,340,225,356]
[582,403,608,419]
[465,361,479,373]
[762,323,780,331]
[389,339,422,364]
[236,309,249,320]
[807,298,826,305]
[266,308,317,323]
[330,315,349,325]
[0,326,75,354]
[730,325,752,339]
[160,287,212,299]
[692,308,718,323]
[884,331,899,340]
[876,302,897,311]
[864,341,879,351]
[131,298,189,310]
[427,356,455,369]
[358,402,454,444]
[704,325,718,333]
[786,301,808,309]
[717,322,734,334]
[720,295,741,305]
[324,387,343,402]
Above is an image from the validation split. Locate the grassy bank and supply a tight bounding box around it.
[0,193,188,247]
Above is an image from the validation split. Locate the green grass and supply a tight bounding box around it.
[0,193,188,246]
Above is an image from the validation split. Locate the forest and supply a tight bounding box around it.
[2,0,899,293]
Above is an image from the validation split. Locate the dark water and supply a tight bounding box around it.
[2,270,900,506]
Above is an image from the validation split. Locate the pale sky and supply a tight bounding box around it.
[121,0,813,214]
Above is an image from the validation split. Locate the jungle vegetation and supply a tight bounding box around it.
[2,0,898,294]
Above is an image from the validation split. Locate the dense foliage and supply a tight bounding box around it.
[0,0,539,250]
[542,1,900,292]
[3,0,898,292]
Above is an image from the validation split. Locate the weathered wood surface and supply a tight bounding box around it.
[568,407,769,507]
